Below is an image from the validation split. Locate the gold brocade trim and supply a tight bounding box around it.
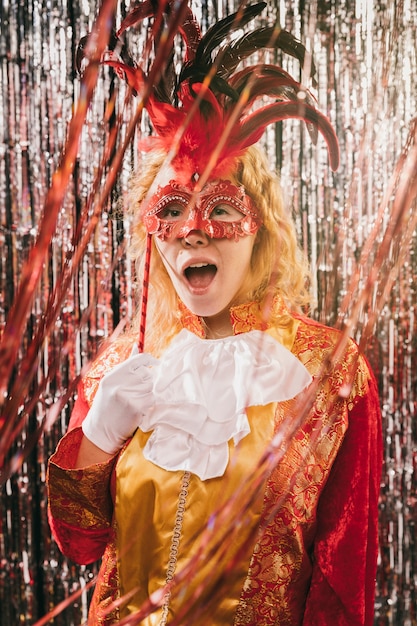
[48,465,113,529]
[83,342,133,407]
[178,299,205,337]
[88,537,120,626]
[229,297,300,352]
[48,429,114,529]
[179,295,300,347]
[293,317,370,403]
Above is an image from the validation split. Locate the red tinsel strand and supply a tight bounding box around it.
[138,233,152,352]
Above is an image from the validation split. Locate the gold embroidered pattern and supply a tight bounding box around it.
[294,318,370,403]
[88,536,120,626]
[48,430,114,529]
[235,316,372,625]
[83,342,132,407]
[178,299,205,337]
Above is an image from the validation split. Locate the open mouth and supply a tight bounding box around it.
[184,263,217,290]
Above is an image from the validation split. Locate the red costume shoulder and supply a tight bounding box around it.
[68,340,134,430]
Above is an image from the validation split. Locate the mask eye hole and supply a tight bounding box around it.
[157,202,187,221]
[208,203,245,222]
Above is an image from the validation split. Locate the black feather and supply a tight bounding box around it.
[153,48,176,103]
[216,27,316,78]
[230,65,316,108]
[194,2,267,65]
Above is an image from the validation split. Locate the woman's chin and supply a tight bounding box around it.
[179,292,228,319]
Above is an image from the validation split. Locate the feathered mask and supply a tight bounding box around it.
[78,0,339,186]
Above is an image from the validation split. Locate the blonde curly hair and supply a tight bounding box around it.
[127,144,311,355]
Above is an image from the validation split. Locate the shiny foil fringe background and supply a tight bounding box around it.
[0,0,416,624]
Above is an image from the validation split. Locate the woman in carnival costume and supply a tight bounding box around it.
[47,2,382,624]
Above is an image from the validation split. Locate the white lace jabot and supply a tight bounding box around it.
[138,329,311,480]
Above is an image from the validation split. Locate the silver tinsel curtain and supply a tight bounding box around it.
[0,0,416,624]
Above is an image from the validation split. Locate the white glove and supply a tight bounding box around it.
[81,350,159,454]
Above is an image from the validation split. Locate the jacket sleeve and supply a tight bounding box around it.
[47,392,117,565]
[303,363,382,625]
[67,382,90,430]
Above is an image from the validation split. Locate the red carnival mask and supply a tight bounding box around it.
[143,179,262,240]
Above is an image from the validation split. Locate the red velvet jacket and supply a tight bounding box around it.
[47,300,383,625]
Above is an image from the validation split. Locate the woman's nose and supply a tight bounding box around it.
[181,229,210,247]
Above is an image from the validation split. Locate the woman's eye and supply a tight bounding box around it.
[209,204,244,221]
[211,206,228,217]
[159,204,185,220]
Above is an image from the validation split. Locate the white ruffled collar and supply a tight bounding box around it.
[136,329,311,481]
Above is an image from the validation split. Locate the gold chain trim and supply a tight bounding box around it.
[159,471,191,626]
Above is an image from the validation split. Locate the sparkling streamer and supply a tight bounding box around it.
[1,0,417,624]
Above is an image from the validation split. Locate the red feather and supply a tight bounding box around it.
[86,1,340,179]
